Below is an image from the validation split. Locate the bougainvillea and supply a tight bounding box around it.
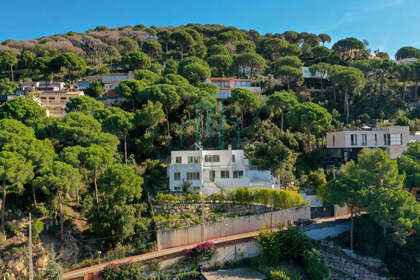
[183,241,217,266]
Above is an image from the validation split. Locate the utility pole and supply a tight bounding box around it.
[201,186,205,242]
[28,213,34,280]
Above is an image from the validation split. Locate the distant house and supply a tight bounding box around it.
[206,77,261,99]
[32,90,84,117]
[395,57,418,64]
[21,81,66,92]
[168,146,278,195]
[0,94,23,105]
[77,71,134,91]
[96,90,127,108]
[326,126,417,162]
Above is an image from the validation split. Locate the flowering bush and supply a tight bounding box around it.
[101,260,144,280]
[183,241,217,266]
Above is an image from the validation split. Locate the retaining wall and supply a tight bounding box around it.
[157,206,310,250]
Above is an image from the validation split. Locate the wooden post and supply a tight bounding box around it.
[29,213,34,280]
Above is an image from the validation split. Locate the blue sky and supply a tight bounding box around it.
[1,0,419,57]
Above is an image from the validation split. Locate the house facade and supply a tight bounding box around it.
[32,90,84,117]
[21,81,66,92]
[168,147,278,195]
[77,71,134,91]
[326,126,411,162]
[206,78,261,99]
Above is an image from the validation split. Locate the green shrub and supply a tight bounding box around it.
[6,221,21,236]
[303,248,330,280]
[102,261,144,280]
[258,264,303,280]
[257,227,311,264]
[0,231,6,247]
[270,270,291,280]
[32,219,44,241]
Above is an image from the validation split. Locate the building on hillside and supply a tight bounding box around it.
[96,90,128,108]
[168,146,279,195]
[32,90,84,117]
[0,94,23,105]
[302,67,329,90]
[21,81,66,92]
[395,57,418,64]
[206,78,261,99]
[77,71,134,91]
[326,126,416,162]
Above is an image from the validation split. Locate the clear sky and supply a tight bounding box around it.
[1,0,419,57]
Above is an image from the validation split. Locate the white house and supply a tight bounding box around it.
[168,147,278,195]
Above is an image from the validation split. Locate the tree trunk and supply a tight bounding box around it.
[32,185,37,205]
[403,81,406,102]
[59,194,64,242]
[94,170,99,203]
[76,189,80,205]
[181,46,184,59]
[344,89,349,125]
[281,112,284,131]
[350,207,354,251]
[1,182,6,231]
[380,74,384,96]
[10,65,14,81]
[124,134,128,164]
[166,111,170,137]
[307,129,312,152]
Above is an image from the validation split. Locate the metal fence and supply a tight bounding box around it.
[156,206,310,250]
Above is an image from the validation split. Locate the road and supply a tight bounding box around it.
[62,214,350,280]
[62,230,258,280]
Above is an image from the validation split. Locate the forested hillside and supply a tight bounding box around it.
[0,24,419,279]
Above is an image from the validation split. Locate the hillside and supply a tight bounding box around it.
[0,23,419,279]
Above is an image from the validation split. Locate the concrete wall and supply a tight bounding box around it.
[157,206,310,250]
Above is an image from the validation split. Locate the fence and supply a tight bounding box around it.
[156,206,310,250]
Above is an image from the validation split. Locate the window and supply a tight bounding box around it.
[374,134,377,146]
[186,172,200,180]
[188,156,200,164]
[332,135,335,146]
[174,186,181,191]
[205,155,220,162]
[174,172,181,180]
[209,170,215,182]
[221,170,230,178]
[233,170,244,178]
[361,134,367,146]
[390,134,402,145]
[175,156,182,164]
[384,134,391,146]
[232,155,235,163]
[351,134,357,146]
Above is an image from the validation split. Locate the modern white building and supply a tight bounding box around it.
[326,126,413,162]
[206,78,261,99]
[168,147,278,194]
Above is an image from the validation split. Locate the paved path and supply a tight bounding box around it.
[62,214,351,280]
[62,231,258,279]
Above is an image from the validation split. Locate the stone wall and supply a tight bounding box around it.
[153,202,272,229]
